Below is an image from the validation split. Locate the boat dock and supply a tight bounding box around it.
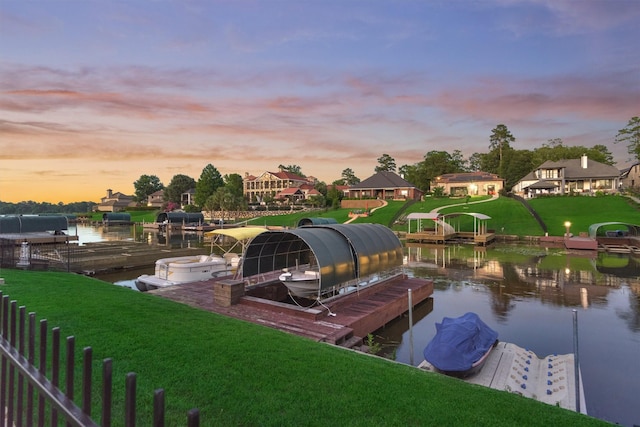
[418,342,587,414]
[149,273,434,347]
[404,230,495,246]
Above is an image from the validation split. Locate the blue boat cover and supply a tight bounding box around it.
[423,312,498,372]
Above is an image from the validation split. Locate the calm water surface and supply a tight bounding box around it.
[382,244,639,427]
[86,225,639,426]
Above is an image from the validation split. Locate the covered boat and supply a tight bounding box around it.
[423,312,498,378]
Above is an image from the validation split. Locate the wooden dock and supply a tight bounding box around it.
[149,273,434,347]
[405,231,495,246]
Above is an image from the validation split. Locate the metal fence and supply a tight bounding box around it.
[0,291,200,426]
[0,239,84,273]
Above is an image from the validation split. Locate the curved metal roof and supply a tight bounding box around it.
[0,215,68,233]
[240,223,403,292]
[155,212,204,223]
[297,217,338,227]
[588,222,640,238]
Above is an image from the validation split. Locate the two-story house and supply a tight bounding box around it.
[620,161,640,191]
[512,155,620,198]
[244,169,316,203]
[95,189,136,212]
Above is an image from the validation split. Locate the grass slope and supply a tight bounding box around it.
[528,195,640,236]
[0,270,606,426]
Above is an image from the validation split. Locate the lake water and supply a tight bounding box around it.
[85,225,639,426]
[385,244,640,427]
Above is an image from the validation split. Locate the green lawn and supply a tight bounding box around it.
[528,195,640,236]
[0,270,606,426]
[119,194,639,238]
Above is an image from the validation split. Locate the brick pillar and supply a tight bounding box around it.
[214,280,245,307]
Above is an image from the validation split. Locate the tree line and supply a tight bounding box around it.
[1,117,638,215]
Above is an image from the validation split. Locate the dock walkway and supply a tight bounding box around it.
[149,273,433,346]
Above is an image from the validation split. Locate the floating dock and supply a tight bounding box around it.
[418,342,587,414]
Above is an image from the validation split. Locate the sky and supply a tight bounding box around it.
[1,0,639,204]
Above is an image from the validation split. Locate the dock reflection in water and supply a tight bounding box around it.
[376,243,639,427]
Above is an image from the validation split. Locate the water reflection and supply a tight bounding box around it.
[69,224,209,248]
[390,243,640,427]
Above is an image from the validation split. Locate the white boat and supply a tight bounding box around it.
[278,269,320,298]
[136,227,268,292]
[135,253,239,291]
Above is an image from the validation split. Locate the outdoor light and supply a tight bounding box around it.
[564,221,572,238]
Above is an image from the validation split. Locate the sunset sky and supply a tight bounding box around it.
[1,1,638,203]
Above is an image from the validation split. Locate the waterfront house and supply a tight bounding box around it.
[512,155,620,198]
[244,169,316,203]
[147,190,165,208]
[96,189,136,212]
[620,161,640,191]
[181,188,196,208]
[430,171,504,196]
[346,171,423,201]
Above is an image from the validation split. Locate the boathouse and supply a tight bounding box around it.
[155,212,204,224]
[102,212,132,225]
[296,217,338,227]
[240,223,404,298]
[405,212,494,245]
[589,222,640,253]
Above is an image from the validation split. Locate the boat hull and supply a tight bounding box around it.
[279,271,320,298]
[135,254,234,291]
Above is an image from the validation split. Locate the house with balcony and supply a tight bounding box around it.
[181,188,196,207]
[430,171,504,196]
[512,155,620,198]
[244,169,316,203]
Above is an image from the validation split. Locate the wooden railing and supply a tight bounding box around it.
[0,291,199,426]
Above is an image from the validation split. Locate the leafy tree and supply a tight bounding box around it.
[206,186,245,221]
[503,149,535,190]
[133,174,163,204]
[588,144,614,165]
[164,174,196,205]
[615,116,640,161]
[278,164,305,177]
[489,124,515,177]
[403,150,467,192]
[194,164,224,207]
[326,185,343,209]
[375,154,396,173]
[532,139,615,167]
[224,173,245,198]
[314,181,328,197]
[340,168,360,185]
[468,153,483,172]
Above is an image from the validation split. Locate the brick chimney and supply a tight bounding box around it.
[581,155,588,169]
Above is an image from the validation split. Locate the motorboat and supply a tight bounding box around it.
[422,312,498,378]
[278,269,321,298]
[136,227,268,292]
[135,253,238,291]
